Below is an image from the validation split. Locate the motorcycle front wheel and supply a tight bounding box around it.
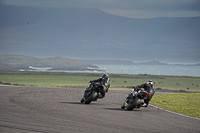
[84,91,98,104]
[127,97,141,111]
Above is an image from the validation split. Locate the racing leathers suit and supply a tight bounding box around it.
[84,77,110,99]
[126,83,155,107]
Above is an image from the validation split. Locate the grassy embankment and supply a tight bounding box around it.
[0,70,200,118]
[151,93,200,118]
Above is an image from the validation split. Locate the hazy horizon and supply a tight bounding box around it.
[0,0,200,63]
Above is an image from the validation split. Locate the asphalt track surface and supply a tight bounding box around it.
[0,86,200,133]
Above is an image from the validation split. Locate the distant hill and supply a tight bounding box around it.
[0,55,199,72]
[77,59,200,66]
[77,59,168,65]
[0,54,101,71]
[77,60,134,65]
[0,5,200,62]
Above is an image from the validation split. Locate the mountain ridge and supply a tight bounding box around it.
[0,55,199,72]
[0,54,100,71]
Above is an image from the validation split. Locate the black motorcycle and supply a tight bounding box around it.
[81,82,103,104]
[121,90,148,111]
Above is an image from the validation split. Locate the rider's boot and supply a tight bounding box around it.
[143,100,150,107]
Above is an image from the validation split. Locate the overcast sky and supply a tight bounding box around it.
[1,0,200,18]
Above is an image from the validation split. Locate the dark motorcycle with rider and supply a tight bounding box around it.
[121,80,155,110]
[81,74,110,104]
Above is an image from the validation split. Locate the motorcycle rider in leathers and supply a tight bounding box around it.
[123,80,155,107]
[81,74,110,103]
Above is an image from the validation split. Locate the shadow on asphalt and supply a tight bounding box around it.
[104,108,145,112]
[60,102,82,104]
[60,101,104,105]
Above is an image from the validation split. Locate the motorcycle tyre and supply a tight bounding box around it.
[127,97,141,111]
[84,91,98,104]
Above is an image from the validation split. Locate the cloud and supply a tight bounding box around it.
[1,0,200,18]
[101,9,200,19]
[100,0,200,18]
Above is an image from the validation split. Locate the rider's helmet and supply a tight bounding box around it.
[102,73,109,79]
[147,80,153,85]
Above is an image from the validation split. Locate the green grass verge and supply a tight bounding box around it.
[0,70,200,92]
[150,93,200,119]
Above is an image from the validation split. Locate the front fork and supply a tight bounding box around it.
[123,97,133,108]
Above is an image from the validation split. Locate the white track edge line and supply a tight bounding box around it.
[149,104,200,121]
